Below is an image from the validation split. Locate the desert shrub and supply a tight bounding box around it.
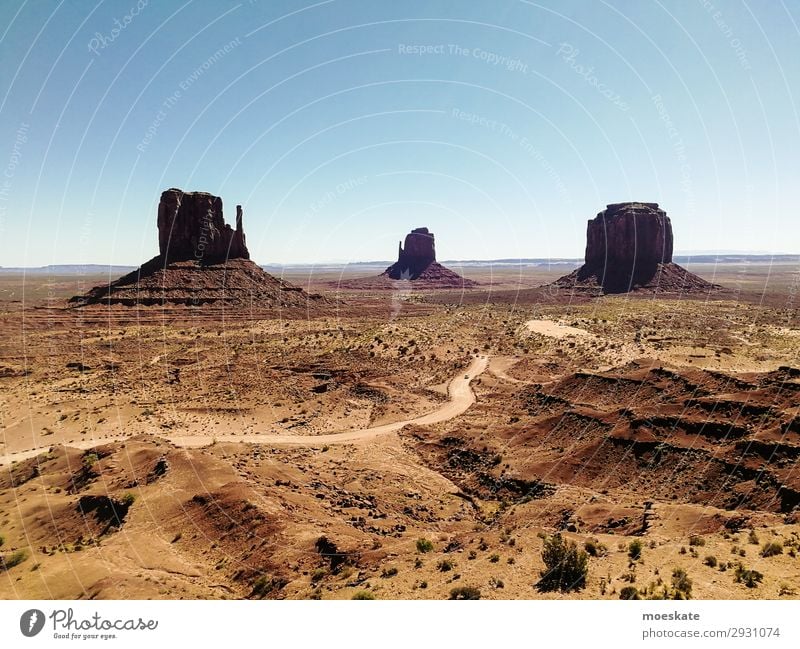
[0,549,29,572]
[671,568,692,599]
[747,529,760,545]
[351,591,375,600]
[251,575,285,598]
[311,568,327,582]
[437,559,454,572]
[120,492,136,507]
[82,453,99,469]
[779,583,796,596]
[704,555,718,568]
[619,586,641,600]
[449,586,481,600]
[489,554,500,563]
[584,538,608,557]
[760,541,783,558]
[689,535,705,547]
[628,539,643,561]
[416,538,434,553]
[537,533,588,592]
[0,534,4,548]
[380,567,398,578]
[734,563,763,588]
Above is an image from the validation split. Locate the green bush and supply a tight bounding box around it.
[437,559,454,572]
[537,533,588,592]
[734,563,763,588]
[0,549,28,572]
[251,575,285,598]
[415,538,434,553]
[120,492,136,507]
[760,541,783,558]
[671,568,692,599]
[619,586,641,600]
[584,539,607,557]
[351,591,375,600]
[449,586,481,600]
[628,539,643,561]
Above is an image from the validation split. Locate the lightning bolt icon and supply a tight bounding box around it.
[28,611,38,632]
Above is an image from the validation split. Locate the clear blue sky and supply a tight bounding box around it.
[1,0,798,266]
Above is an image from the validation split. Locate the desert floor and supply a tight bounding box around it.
[1,262,799,600]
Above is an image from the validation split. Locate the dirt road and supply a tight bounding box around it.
[0,356,489,464]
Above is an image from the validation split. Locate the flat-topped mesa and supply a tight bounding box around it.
[585,202,673,271]
[550,202,717,295]
[157,188,249,262]
[388,227,436,279]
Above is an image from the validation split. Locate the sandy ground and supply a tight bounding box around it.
[2,265,800,600]
[523,319,593,338]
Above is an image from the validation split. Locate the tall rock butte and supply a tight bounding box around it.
[552,202,716,294]
[71,189,325,308]
[381,227,477,287]
[157,189,249,262]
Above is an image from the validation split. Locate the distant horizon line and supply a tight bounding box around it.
[2,252,799,273]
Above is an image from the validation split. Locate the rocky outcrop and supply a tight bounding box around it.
[374,227,477,288]
[552,202,718,295]
[157,189,248,262]
[70,189,327,309]
[585,202,672,271]
[386,227,437,280]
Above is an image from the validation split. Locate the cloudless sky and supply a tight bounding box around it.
[1,0,798,266]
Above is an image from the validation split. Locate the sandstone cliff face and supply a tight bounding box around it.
[387,227,437,279]
[71,188,328,308]
[157,189,248,262]
[584,202,673,271]
[552,202,716,295]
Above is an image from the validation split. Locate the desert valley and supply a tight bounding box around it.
[1,192,799,601]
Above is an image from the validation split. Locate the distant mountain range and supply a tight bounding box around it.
[1,255,798,275]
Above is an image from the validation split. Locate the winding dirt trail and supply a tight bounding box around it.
[0,356,489,465]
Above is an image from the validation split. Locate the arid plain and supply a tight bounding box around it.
[2,258,800,601]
